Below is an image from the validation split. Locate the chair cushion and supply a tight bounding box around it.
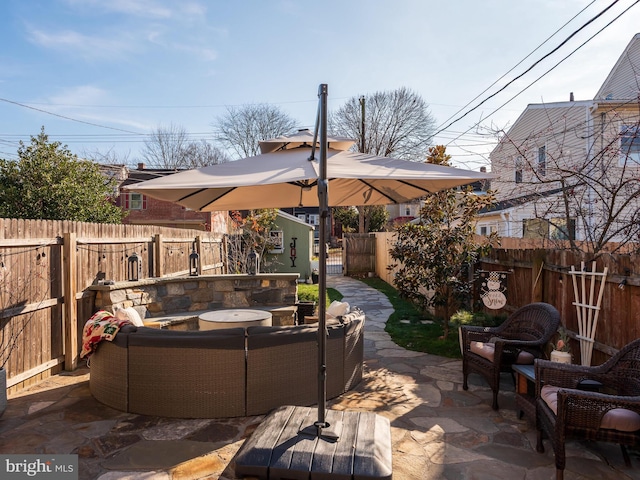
[470,341,535,364]
[541,385,640,432]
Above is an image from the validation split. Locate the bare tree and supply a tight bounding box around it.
[329,87,436,232]
[142,124,228,169]
[212,104,298,159]
[82,146,131,166]
[491,102,640,256]
[181,139,230,168]
[329,87,436,161]
[142,124,189,169]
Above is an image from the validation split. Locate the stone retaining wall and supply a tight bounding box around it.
[88,274,299,317]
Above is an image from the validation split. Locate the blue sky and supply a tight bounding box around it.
[0,0,638,170]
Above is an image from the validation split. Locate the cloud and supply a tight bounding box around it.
[26,25,137,61]
[63,0,172,19]
[47,85,109,106]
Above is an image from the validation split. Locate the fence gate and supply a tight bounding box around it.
[327,243,343,275]
[343,233,375,276]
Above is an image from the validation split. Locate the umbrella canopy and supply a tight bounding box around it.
[125,142,493,211]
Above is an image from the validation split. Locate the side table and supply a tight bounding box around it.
[512,364,536,422]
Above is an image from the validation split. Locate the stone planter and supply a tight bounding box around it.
[550,350,571,364]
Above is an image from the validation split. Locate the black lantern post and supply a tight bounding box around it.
[247,249,259,275]
[189,243,200,276]
[127,252,141,281]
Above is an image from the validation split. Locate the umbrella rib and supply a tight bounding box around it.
[355,178,432,204]
[178,188,235,211]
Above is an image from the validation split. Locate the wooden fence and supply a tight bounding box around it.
[369,232,638,365]
[343,233,376,276]
[0,218,226,393]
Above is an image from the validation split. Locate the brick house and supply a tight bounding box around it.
[118,163,228,232]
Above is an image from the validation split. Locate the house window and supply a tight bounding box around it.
[549,218,576,241]
[619,125,640,166]
[515,156,523,183]
[404,205,411,216]
[523,218,547,239]
[268,230,284,254]
[123,193,146,210]
[297,214,307,222]
[308,214,319,226]
[537,146,546,176]
[523,218,575,240]
[479,224,497,236]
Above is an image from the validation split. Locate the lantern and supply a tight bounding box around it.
[189,245,200,276]
[247,249,259,275]
[127,252,141,281]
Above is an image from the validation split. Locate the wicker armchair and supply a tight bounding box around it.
[461,302,560,410]
[535,339,640,480]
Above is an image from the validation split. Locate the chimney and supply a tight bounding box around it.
[570,92,574,102]
[137,163,145,170]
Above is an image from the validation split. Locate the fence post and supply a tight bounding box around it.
[154,234,163,277]
[63,232,78,371]
[531,250,545,303]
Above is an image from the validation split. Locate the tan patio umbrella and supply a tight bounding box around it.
[127,130,493,212]
[127,85,495,477]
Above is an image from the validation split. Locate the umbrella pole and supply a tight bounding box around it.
[317,83,331,435]
[298,84,338,442]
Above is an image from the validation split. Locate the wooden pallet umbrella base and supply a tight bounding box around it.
[235,405,392,480]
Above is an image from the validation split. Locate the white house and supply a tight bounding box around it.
[479,34,640,250]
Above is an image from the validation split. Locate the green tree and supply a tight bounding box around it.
[333,205,389,232]
[0,128,125,223]
[389,146,497,338]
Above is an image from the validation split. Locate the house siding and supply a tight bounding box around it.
[485,35,640,244]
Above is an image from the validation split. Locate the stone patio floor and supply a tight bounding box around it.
[1,275,639,479]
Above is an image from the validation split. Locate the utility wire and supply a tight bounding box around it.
[434,0,624,139]
[446,0,640,149]
[433,0,598,135]
[0,97,143,135]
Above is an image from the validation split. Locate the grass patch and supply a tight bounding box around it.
[297,283,343,306]
[359,277,463,359]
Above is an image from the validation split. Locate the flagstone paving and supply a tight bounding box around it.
[2,275,639,479]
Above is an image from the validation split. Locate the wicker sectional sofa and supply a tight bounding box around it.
[89,310,365,418]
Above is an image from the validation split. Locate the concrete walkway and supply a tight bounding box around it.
[2,276,638,479]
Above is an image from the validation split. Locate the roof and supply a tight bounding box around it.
[121,168,182,187]
[276,209,314,228]
[479,187,565,214]
[595,33,640,101]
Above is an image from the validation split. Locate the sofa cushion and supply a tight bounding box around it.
[128,327,246,349]
[115,307,144,327]
[470,341,534,364]
[327,300,350,318]
[541,385,640,432]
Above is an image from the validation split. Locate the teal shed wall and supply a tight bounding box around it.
[265,213,314,280]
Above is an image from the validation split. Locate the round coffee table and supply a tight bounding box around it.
[198,309,273,330]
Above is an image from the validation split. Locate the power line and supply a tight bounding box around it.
[432,0,598,135]
[435,0,627,139]
[0,97,144,135]
[445,0,640,149]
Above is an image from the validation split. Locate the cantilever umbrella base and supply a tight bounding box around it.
[234,405,392,480]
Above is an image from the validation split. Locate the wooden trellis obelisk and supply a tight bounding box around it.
[569,261,608,366]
